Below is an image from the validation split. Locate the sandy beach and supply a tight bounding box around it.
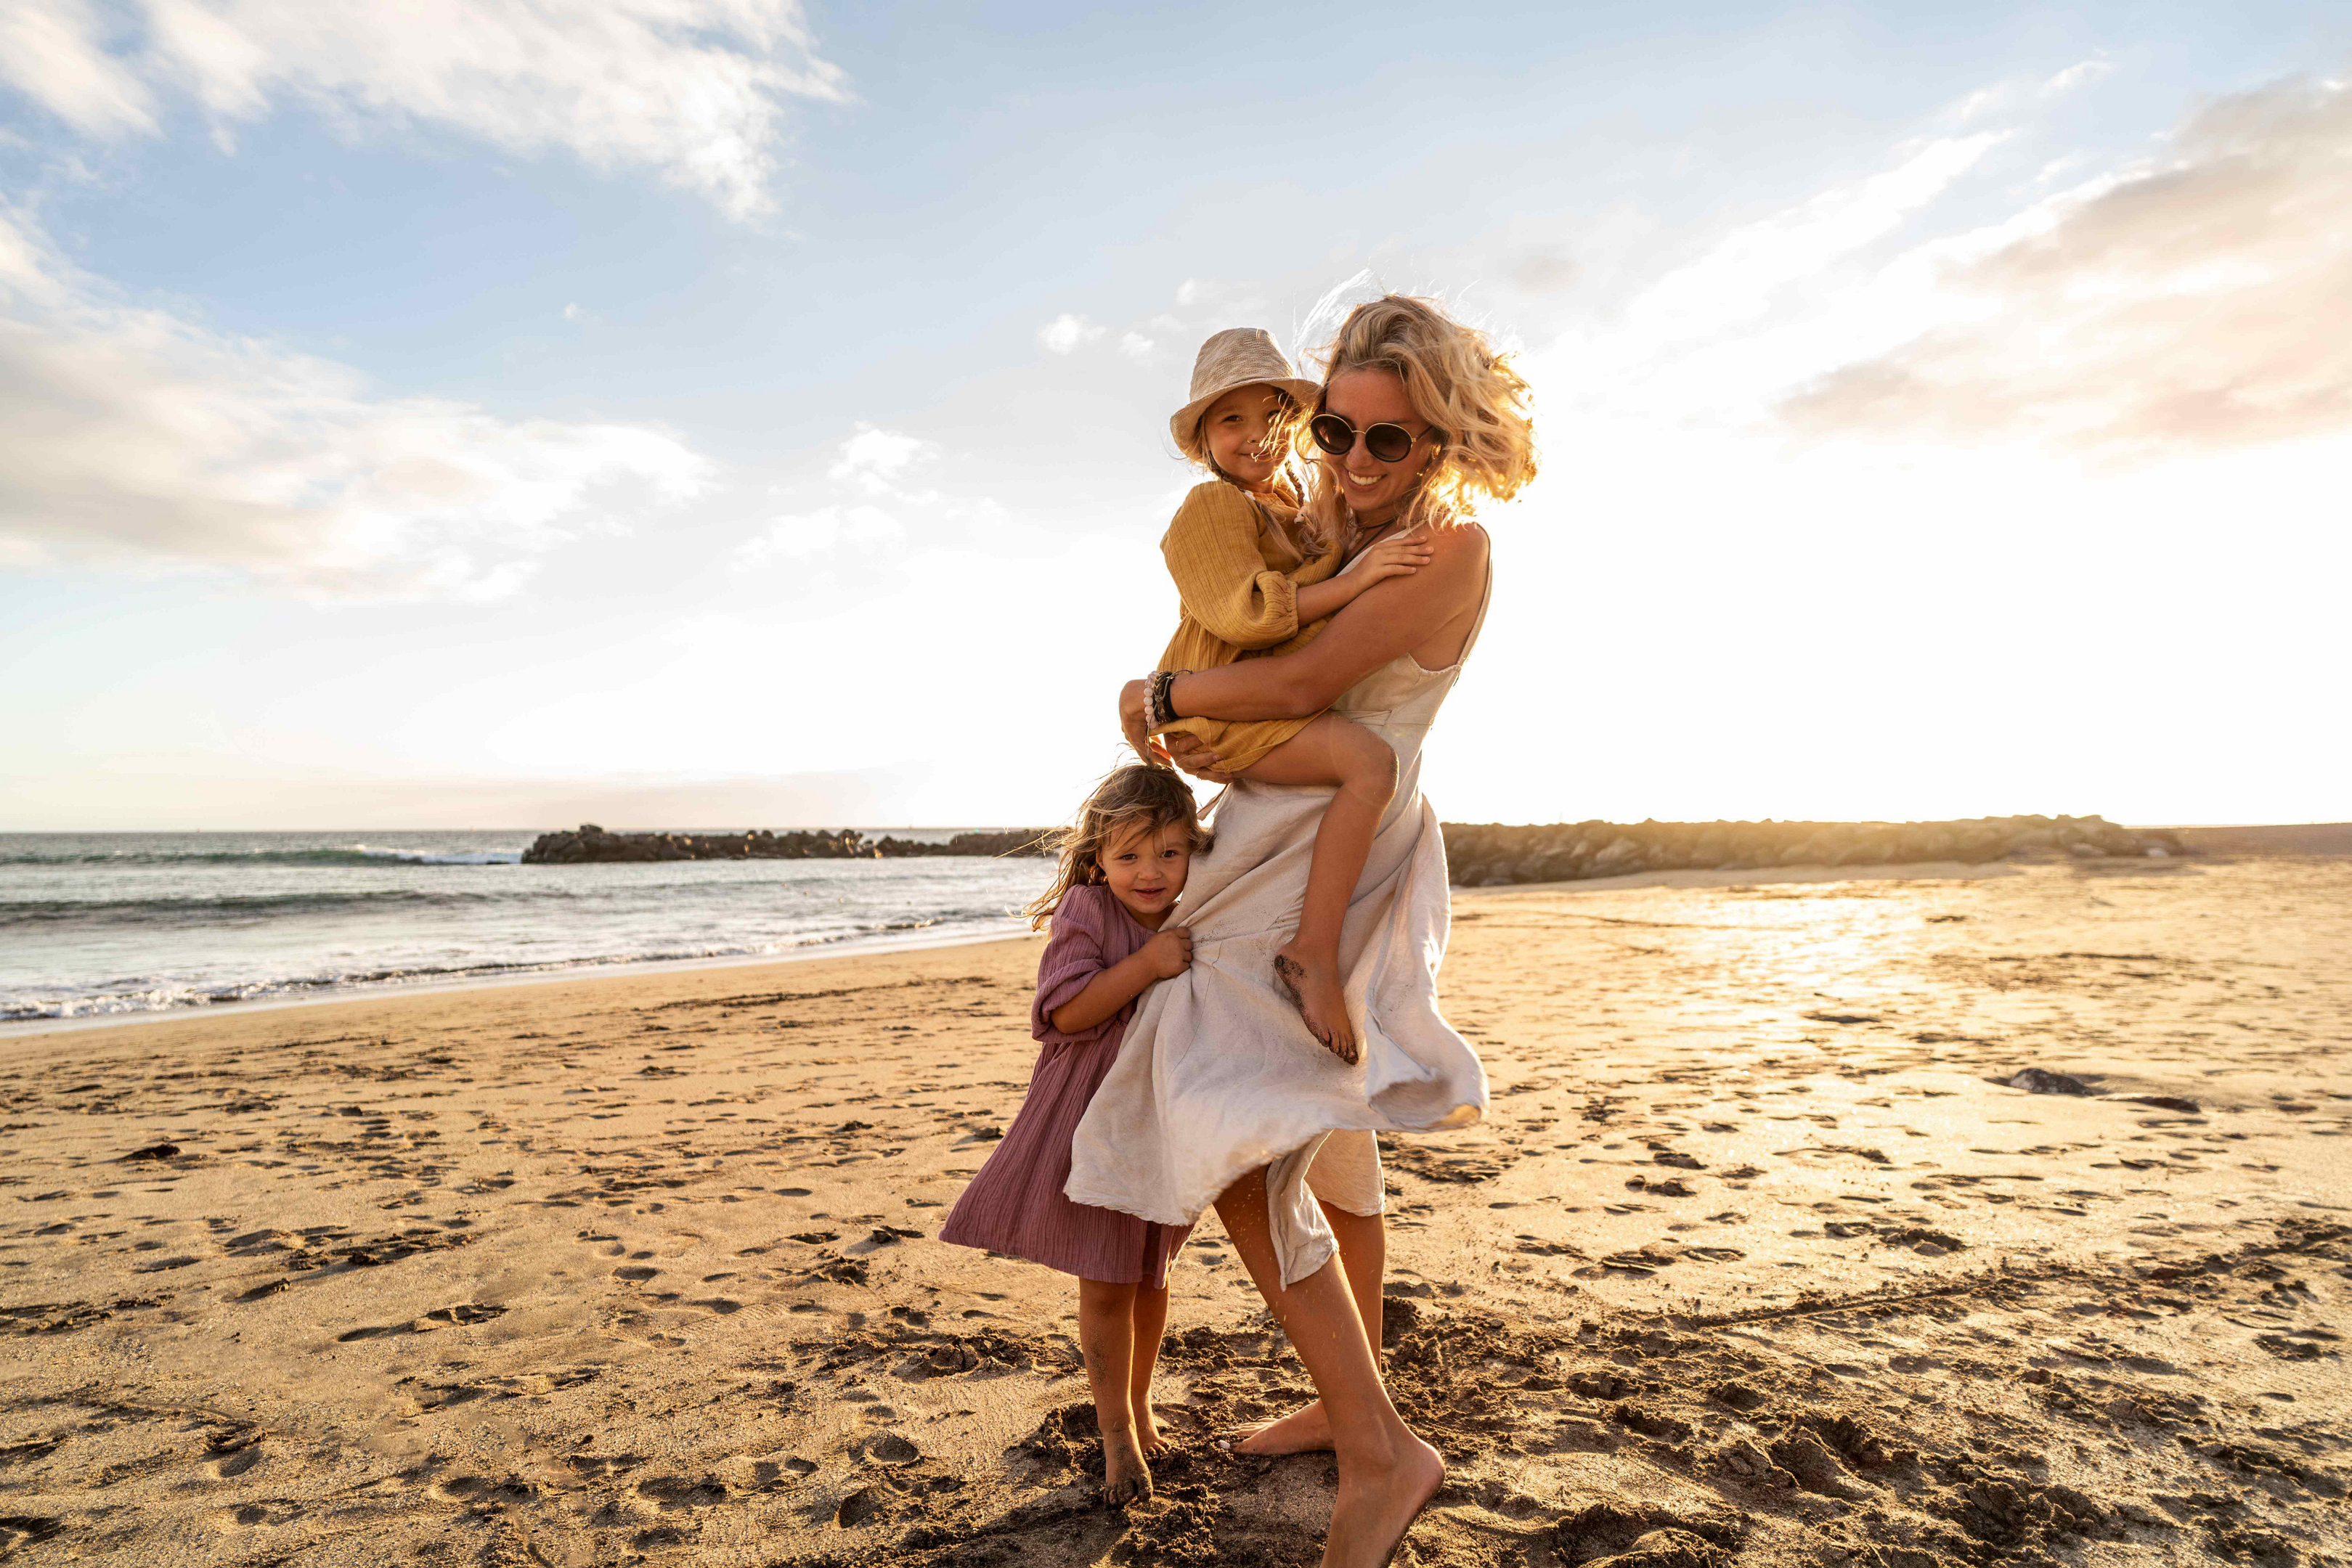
[2,854,2344,1567]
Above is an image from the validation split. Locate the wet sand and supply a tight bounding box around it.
[1,857,2345,1566]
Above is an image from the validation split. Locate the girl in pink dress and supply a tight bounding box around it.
[940,765,1205,1504]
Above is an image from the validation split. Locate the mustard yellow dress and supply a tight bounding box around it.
[1155,480,1340,773]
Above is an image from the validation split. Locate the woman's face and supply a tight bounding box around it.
[1200,385,1288,489]
[1323,367,1436,525]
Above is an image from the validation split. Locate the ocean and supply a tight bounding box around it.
[0,831,1056,1026]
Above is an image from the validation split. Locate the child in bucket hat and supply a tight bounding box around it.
[1142,328,1431,1060]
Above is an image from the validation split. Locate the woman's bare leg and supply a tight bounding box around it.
[1213,1168,1441,1568]
[1077,1277,1152,1503]
[1234,714,1399,1061]
[1226,1199,1385,1454]
[1129,1278,1171,1453]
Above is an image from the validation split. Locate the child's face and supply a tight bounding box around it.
[1200,385,1288,489]
[1100,820,1192,925]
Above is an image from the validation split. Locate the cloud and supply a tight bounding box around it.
[1038,312,1103,354]
[736,425,932,566]
[1780,73,2352,456]
[1626,133,2006,346]
[2042,59,2115,97]
[0,204,712,597]
[1118,332,1155,362]
[826,423,937,493]
[1510,252,1579,295]
[0,0,158,136]
[731,502,903,565]
[0,0,845,219]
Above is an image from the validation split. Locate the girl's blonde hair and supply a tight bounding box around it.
[1301,294,1537,540]
[1024,765,1212,929]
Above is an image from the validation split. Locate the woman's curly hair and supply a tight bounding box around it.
[1023,764,1211,930]
[1301,293,1537,538]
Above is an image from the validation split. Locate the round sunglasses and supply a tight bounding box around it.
[1309,412,1430,465]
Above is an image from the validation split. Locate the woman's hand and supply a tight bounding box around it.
[1141,926,1194,979]
[1118,679,1171,768]
[1162,731,1239,785]
[1346,533,1433,594]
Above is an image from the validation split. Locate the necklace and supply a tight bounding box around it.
[1346,507,1402,560]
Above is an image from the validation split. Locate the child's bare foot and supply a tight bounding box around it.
[1220,1397,1332,1455]
[1274,944,1356,1063]
[1102,1426,1154,1506]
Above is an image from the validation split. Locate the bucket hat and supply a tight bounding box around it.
[1170,327,1320,455]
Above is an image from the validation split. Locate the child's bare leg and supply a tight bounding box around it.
[1235,714,1399,1061]
[1129,1278,1171,1452]
[1077,1277,1152,1503]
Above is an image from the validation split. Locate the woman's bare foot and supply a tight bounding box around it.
[1101,1426,1154,1506]
[1274,944,1356,1063]
[1323,1434,1443,1568]
[1221,1398,1333,1455]
[1136,1402,1167,1455]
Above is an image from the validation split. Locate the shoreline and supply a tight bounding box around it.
[0,919,1041,1040]
[3,859,2034,1041]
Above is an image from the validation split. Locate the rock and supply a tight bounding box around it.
[1587,836,1645,876]
[519,826,1054,865]
[520,813,2184,878]
[2006,1068,2097,1096]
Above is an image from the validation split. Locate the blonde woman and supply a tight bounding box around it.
[1070,293,1537,1568]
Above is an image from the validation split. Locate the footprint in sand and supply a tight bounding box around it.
[218,1500,303,1528]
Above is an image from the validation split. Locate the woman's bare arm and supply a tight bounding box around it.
[1120,526,1487,765]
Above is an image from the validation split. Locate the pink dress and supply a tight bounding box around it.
[940,884,1190,1286]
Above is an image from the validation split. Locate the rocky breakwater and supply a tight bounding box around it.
[1441,814,2189,888]
[519,825,1053,865]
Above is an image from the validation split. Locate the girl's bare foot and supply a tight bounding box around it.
[1220,1398,1333,1455]
[1274,945,1356,1063]
[1323,1434,1443,1568]
[1102,1426,1154,1506]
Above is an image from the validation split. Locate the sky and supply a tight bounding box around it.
[1,1,2346,832]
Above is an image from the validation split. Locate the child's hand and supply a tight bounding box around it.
[1142,926,1194,979]
[1348,534,1433,591]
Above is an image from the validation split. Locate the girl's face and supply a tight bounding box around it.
[1099,819,1192,926]
[1323,367,1436,524]
[1200,385,1289,489]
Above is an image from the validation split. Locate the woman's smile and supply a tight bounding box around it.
[1322,367,1428,523]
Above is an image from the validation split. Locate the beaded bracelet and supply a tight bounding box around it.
[1146,669,1190,730]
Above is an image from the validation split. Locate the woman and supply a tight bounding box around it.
[1067,293,1537,1567]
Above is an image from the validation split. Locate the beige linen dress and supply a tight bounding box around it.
[1067,542,1492,1286]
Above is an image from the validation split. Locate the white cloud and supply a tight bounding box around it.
[1038,312,1103,354]
[1624,133,2006,347]
[826,423,937,493]
[1781,72,2352,455]
[561,301,586,322]
[0,0,845,219]
[1118,332,1155,362]
[2042,59,2115,97]
[0,204,712,598]
[731,502,903,565]
[0,0,158,137]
